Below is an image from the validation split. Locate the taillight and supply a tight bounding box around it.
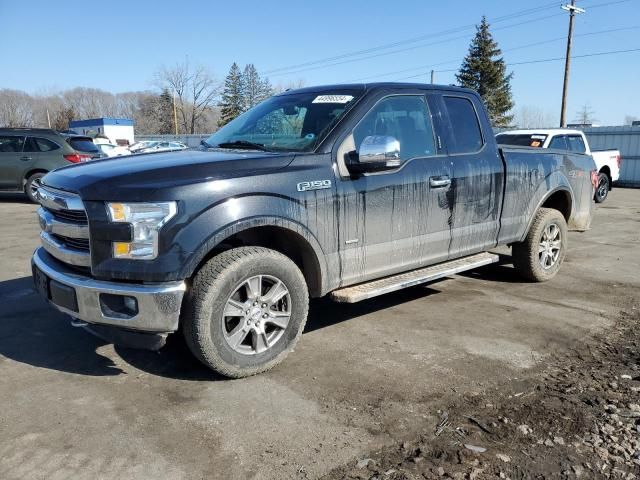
[617,154,622,169]
[591,170,599,188]
[64,154,92,163]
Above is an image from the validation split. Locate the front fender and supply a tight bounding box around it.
[175,194,329,290]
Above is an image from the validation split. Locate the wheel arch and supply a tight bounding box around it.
[22,169,49,187]
[185,217,328,298]
[520,186,573,242]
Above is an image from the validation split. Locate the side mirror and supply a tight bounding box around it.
[349,136,401,173]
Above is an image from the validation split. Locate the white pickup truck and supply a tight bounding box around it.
[496,129,621,203]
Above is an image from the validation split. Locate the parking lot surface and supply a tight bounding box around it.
[0,189,638,480]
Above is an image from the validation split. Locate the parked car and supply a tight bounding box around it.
[496,129,621,203]
[58,134,106,161]
[128,141,159,153]
[96,143,131,157]
[0,128,98,202]
[135,141,188,154]
[32,83,597,378]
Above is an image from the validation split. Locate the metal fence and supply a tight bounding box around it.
[582,126,640,187]
[135,134,210,148]
[137,127,640,187]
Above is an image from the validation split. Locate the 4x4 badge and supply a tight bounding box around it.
[297,180,332,192]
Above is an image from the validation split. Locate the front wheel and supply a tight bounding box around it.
[182,247,309,378]
[594,172,610,203]
[512,208,568,282]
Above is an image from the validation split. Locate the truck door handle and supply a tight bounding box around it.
[20,156,32,161]
[429,176,451,188]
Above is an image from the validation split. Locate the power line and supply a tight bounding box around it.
[262,1,561,75]
[344,25,640,83]
[395,47,640,81]
[267,12,564,77]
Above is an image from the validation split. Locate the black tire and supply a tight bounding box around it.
[512,208,568,282]
[594,172,610,203]
[25,172,45,203]
[182,247,309,378]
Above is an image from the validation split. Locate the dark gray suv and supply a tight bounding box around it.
[0,128,103,202]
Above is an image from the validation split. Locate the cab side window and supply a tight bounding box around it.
[0,135,25,152]
[567,135,586,154]
[548,135,568,150]
[353,95,436,162]
[443,96,483,154]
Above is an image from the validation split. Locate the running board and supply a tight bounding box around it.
[330,252,500,303]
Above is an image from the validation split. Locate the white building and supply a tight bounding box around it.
[69,118,134,145]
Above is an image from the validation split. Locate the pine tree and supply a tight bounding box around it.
[219,63,245,127]
[456,17,514,127]
[157,88,174,134]
[242,64,273,111]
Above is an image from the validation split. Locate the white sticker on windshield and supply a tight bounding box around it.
[531,135,546,140]
[312,95,354,104]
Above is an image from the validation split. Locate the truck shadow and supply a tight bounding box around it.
[0,261,522,381]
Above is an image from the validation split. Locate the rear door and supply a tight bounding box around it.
[0,135,26,189]
[439,94,504,259]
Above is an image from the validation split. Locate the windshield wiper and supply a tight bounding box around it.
[216,140,270,152]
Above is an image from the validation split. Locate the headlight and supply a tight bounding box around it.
[106,202,177,260]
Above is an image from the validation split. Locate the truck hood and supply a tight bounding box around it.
[42,149,296,201]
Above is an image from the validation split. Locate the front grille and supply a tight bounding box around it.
[51,234,90,252]
[50,209,88,224]
[37,185,91,269]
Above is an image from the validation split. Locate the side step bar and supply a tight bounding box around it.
[330,252,500,303]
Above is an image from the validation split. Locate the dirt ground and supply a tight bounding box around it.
[323,301,640,480]
[0,188,639,480]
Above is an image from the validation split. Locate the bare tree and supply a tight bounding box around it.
[573,104,598,125]
[273,78,306,94]
[514,105,555,129]
[156,60,220,134]
[0,89,36,127]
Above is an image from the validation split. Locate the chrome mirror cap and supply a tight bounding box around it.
[358,135,401,167]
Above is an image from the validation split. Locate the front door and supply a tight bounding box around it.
[335,93,453,286]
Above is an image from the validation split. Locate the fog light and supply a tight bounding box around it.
[99,294,139,319]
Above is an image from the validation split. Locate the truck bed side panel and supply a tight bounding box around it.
[498,147,595,244]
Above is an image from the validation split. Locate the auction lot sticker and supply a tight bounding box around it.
[312,95,354,104]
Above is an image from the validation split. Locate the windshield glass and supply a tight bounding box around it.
[205,90,362,152]
[496,133,547,148]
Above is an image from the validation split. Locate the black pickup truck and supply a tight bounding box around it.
[32,83,597,378]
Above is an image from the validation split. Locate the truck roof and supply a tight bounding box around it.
[498,129,585,136]
[277,82,477,96]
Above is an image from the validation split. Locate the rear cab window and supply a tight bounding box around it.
[443,96,483,154]
[496,133,547,148]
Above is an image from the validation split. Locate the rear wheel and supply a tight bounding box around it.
[594,172,610,203]
[512,208,568,282]
[25,172,45,203]
[182,247,309,378]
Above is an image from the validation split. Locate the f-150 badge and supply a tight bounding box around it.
[297,180,332,192]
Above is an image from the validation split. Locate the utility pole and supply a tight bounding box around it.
[560,0,585,127]
[172,90,179,135]
[430,70,435,84]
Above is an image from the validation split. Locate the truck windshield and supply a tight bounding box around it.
[205,90,362,152]
[496,133,547,148]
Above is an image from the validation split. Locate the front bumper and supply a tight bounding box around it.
[32,248,186,333]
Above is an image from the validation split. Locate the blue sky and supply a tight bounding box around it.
[0,0,638,125]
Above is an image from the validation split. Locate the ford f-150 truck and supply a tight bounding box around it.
[32,83,597,378]
[496,129,621,203]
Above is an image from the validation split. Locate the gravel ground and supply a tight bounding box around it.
[324,301,640,480]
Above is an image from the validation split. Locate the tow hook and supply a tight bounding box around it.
[70,317,89,328]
